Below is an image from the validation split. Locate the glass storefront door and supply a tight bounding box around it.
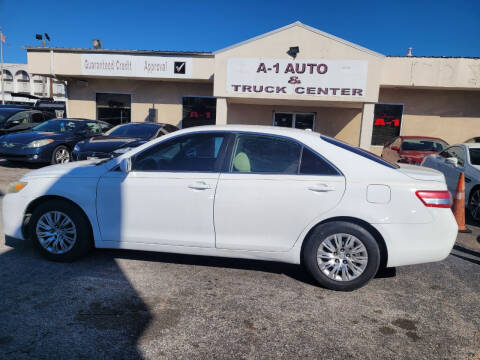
[273,112,315,130]
[96,93,131,126]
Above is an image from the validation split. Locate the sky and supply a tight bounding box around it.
[0,0,479,64]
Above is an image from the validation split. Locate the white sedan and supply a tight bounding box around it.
[2,125,457,291]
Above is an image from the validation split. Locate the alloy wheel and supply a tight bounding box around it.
[35,211,77,254]
[55,148,70,164]
[316,233,368,282]
[469,189,480,222]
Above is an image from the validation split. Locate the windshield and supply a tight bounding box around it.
[105,123,159,139]
[469,148,480,165]
[0,109,22,124]
[32,119,82,133]
[402,139,447,152]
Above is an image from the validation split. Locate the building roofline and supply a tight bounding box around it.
[387,55,480,59]
[23,46,214,57]
[214,21,385,58]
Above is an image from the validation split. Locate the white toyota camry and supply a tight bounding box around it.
[2,125,457,291]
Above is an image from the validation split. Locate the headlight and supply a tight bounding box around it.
[7,181,27,193]
[73,145,80,152]
[26,139,54,148]
[112,147,132,155]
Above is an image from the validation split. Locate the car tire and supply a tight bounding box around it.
[29,199,93,262]
[303,221,381,291]
[468,188,480,223]
[51,145,71,165]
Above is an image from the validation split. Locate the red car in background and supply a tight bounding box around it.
[381,136,449,165]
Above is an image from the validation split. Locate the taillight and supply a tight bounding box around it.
[415,190,451,208]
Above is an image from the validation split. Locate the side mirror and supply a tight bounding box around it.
[119,157,131,173]
[391,146,400,151]
[445,157,458,166]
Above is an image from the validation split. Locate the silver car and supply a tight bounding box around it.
[422,143,480,222]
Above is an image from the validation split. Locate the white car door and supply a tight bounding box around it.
[214,133,346,252]
[97,132,229,247]
[441,146,466,192]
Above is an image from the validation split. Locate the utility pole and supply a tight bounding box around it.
[1,26,4,104]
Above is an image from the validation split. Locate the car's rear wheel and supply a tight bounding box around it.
[52,145,71,164]
[303,221,381,291]
[30,199,93,262]
[468,188,480,223]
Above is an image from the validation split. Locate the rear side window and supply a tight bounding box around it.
[321,135,399,169]
[300,148,339,175]
[231,134,301,174]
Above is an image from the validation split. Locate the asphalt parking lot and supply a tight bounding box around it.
[0,160,479,360]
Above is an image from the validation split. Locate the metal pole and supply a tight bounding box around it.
[1,26,4,104]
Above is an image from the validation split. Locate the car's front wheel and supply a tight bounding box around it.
[29,199,93,262]
[468,188,480,223]
[52,145,71,164]
[303,221,381,291]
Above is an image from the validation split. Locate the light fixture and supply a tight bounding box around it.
[287,46,300,59]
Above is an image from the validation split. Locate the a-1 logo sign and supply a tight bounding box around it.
[226,58,368,97]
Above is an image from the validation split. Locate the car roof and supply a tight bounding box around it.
[174,124,320,138]
[461,143,480,149]
[400,136,447,141]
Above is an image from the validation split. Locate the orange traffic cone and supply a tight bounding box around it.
[452,172,471,233]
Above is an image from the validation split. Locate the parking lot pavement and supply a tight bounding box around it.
[0,160,479,360]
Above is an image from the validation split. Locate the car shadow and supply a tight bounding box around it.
[451,244,480,266]
[0,160,45,169]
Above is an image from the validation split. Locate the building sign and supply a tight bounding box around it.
[226,58,367,97]
[371,104,403,146]
[81,54,192,78]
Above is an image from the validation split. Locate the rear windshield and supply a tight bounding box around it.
[402,139,447,152]
[469,148,480,166]
[320,135,399,169]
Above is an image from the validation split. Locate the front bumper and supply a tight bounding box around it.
[0,145,53,163]
[73,151,113,161]
[2,192,29,241]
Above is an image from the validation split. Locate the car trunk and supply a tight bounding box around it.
[397,164,446,182]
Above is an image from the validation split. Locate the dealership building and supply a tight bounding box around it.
[25,22,480,153]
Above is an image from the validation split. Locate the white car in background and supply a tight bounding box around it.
[422,143,480,222]
[2,125,457,291]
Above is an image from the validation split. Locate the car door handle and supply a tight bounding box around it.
[188,181,211,190]
[308,184,336,192]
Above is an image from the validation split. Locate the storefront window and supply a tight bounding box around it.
[371,104,403,146]
[274,112,315,130]
[182,97,216,128]
[96,93,131,126]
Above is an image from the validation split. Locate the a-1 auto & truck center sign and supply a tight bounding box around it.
[226,58,368,97]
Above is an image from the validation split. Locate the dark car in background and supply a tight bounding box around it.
[0,118,111,164]
[0,108,55,135]
[72,122,179,160]
[381,136,448,165]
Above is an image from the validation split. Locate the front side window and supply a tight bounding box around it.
[371,104,403,146]
[450,146,466,166]
[469,148,480,165]
[132,132,226,172]
[231,134,301,174]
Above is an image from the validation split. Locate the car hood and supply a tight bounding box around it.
[21,159,109,180]
[76,136,145,153]
[0,131,72,144]
[397,163,446,182]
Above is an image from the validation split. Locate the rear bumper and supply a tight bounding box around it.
[376,209,457,267]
